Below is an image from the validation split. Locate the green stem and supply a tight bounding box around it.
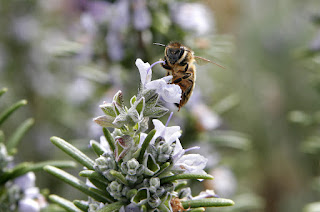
[50,136,95,170]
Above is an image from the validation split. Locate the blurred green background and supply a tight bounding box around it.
[1,0,320,211]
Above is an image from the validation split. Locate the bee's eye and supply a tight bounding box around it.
[171,50,180,55]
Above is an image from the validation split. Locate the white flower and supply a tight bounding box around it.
[135,58,182,104]
[97,136,112,154]
[171,138,185,162]
[146,77,182,104]
[173,154,208,176]
[152,119,181,145]
[138,132,147,148]
[136,58,152,86]
[192,190,217,200]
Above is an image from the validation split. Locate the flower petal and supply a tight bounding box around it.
[161,84,182,104]
[136,58,152,85]
[173,154,208,175]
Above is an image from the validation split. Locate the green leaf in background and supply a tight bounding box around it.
[0,100,27,127]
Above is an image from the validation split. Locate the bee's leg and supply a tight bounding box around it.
[182,73,191,79]
[184,63,189,72]
[161,58,172,70]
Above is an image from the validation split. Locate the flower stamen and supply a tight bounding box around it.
[146,60,165,75]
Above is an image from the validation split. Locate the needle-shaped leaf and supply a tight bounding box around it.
[181,198,234,208]
[0,130,4,143]
[138,129,156,162]
[0,100,27,127]
[188,208,205,212]
[49,194,81,212]
[0,88,7,98]
[44,165,110,203]
[79,170,109,184]
[7,118,34,155]
[50,136,95,170]
[97,201,124,212]
[90,140,105,157]
[109,170,128,186]
[73,200,89,212]
[0,160,77,184]
[160,173,214,184]
[103,128,115,151]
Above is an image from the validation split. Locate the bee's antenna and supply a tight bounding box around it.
[153,42,166,47]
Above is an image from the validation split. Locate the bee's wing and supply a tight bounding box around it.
[194,56,225,69]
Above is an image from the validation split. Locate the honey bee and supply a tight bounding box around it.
[154,41,224,111]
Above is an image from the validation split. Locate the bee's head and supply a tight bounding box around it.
[165,43,185,64]
[153,42,188,65]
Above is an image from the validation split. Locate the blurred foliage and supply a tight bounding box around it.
[1,0,320,212]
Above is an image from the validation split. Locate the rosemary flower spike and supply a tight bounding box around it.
[45,59,234,211]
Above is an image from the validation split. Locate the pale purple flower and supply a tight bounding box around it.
[190,104,221,131]
[106,31,124,61]
[18,198,40,212]
[133,0,151,30]
[85,1,111,24]
[14,172,36,191]
[120,203,142,212]
[109,0,130,32]
[209,166,237,198]
[81,13,98,35]
[170,3,214,35]
[15,172,47,212]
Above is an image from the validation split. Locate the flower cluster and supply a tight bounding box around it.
[44,59,234,211]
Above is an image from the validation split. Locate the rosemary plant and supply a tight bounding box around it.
[44,59,234,211]
[0,88,76,212]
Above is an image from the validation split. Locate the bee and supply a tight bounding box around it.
[154,41,224,111]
